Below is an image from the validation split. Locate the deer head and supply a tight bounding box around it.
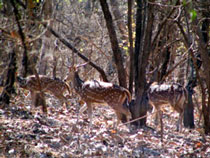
[65,62,89,82]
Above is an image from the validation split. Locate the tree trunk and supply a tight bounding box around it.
[99,0,127,88]
[128,0,134,95]
[10,0,28,77]
[38,0,53,75]
[184,62,196,129]
[38,37,50,75]
[130,0,154,127]
[195,17,210,134]
[134,0,143,96]
[160,47,171,82]
[0,50,16,108]
[110,0,127,41]
[176,16,196,130]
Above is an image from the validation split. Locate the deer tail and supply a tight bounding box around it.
[124,88,132,102]
[64,82,71,95]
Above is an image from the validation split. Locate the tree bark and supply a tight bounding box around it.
[10,0,28,77]
[130,0,154,127]
[176,20,196,129]
[134,0,143,96]
[184,61,196,129]
[160,47,171,82]
[194,17,210,134]
[110,0,127,41]
[99,0,127,88]
[38,0,53,75]
[128,0,134,95]
[0,50,17,107]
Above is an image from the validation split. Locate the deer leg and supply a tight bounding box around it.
[159,110,163,141]
[62,94,70,109]
[150,103,159,125]
[86,103,93,131]
[61,95,69,109]
[31,91,35,107]
[32,91,47,114]
[54,94,69,109]
[79,102,87,114]
[154,110,159,126]
[30,91,36,110]
[177,111,184,132]
[115,112,121,128]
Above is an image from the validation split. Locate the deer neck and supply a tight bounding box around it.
[73,71,84,92]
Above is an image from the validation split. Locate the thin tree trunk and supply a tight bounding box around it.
[38,37,49,75]
[136,0,154,126]
[0,50,16,108]
[99,0,127,88]
[134,0,143,96]
[176,16,196,129]
[10,0,28,77]
[38,0,53,75]
[194,17,210,134]
[130,0,154,127]
[160,47,171,82]
[128,0,134,95]
[110,0,127,41]
[185,60,196,129]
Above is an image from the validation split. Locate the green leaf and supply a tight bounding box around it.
[182,0,187,7]
[190,9,197,21]
[123,46,128,51]
[0,0,3,9]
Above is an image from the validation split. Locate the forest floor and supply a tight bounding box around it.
[0,90,210,158]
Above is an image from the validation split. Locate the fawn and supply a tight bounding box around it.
[66,63,132,128]
[16,75,71,111]
[148,82,187,131]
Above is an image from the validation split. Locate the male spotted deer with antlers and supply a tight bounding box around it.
[16,75,71,112]
[148,82,188,131]
[66,63,132,128]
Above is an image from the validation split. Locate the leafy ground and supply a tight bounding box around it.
[0,90,209,158]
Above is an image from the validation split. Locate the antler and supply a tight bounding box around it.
[76,62,89,69]
[64,62,89,69]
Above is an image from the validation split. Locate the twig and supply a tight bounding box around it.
[160,44,190,83]
[78,36,110,60]
[120,109,161,126]
[41,21,109,82]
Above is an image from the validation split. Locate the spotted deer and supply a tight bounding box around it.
[16,75,71,110]
[148,83,188,131]
[66,63,132,128]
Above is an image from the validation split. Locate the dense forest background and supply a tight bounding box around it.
[0,0,210,157]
